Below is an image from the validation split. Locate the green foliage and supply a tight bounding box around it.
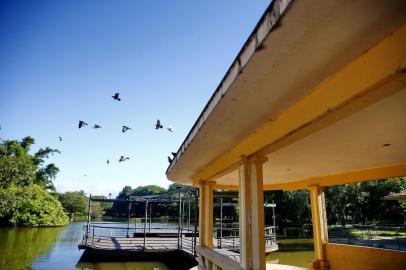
[0,155,35,187]
[92,195,112,216]
[57,191,88,221]
[132,185,166,196]
[326,177,406,225]
[167,183,187,192]
[0,136,66,226]
[0,184,68,226]
[0,137,60,191]
[265,190,311,229]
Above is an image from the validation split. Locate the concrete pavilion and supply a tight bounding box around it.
[166,0,406,269]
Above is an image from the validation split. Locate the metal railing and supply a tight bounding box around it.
[328,225,406,251]
[213,224,277,250]
[81,221,198,256]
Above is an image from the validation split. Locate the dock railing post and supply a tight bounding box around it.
[178,191,182,249]
[149,203,152,233]
[219,197,223,248]
[127,202,131,238]
[188,200,191,232]
[143,200,148,249]
[193,190,198,258]
[272,201,276,243]
[85,194,92,246]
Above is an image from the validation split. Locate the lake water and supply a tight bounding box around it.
[266,238,314,268]
[0,222,169,270]
[0,222,314,270]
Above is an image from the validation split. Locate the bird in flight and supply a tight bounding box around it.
[119,156,130,162]
[84,174,87,177]
[168,156,173,163]
[78,121,88,129]
[167,126,175,132]
[112,92,121,101]
[155,119,163,129]
[122,126,132,133]
[58,136,63,142]
[94,124,102,129]
[106,160,110,164]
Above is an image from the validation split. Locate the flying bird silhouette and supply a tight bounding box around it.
[78,121,88,129]
[155,119,163,129]
[106,160,110,164]
[119,156,130,162]
[112,92,121,101]
[122,126,132,133]
[94,124,102,129]
[167,126,175,132]
[58,136,63,142]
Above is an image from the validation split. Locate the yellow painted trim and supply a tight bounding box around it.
[206,182,214,248]
[264,162,406,191]
[198,183,206,248]
[213,184,239,190]
[193,25,406,183]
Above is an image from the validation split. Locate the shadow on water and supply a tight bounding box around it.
[78,248,198,270]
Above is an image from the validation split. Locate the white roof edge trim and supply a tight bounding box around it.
[166,0,293,175]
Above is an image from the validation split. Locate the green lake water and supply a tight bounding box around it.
[266,239,314,268]
[0,221,314,270]
[0,222,169,270]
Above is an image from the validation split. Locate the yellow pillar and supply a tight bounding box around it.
[199,180,214,248]
[309,185,329,270]
[239,155,267,270]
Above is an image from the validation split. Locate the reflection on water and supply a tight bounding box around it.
[0,225,64,270]
[1,221,315,270]
[266,239,314,268]
[0,222,176,270]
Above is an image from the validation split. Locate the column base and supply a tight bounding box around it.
[312,259,329,270]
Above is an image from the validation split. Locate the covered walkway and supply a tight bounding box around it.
[166,0,406,269]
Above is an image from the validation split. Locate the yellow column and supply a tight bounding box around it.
[309,185,329,270]
[239,155,267,270]
[199,180,214,248]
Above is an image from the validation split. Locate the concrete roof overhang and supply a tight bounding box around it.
[166,0,406,186]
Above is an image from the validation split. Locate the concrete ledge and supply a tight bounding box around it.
[325,243,406,270]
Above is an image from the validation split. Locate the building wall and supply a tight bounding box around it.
[325,243,406,270]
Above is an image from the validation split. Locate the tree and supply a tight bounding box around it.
[0,137,60,191]
[0,184,68,226]
[58,191,88,221]
[108,186,133,217]
[92,195,112,218]
[168,183,187,192]
[132,185,166,196]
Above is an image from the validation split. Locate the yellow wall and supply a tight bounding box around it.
[325,243,406,270]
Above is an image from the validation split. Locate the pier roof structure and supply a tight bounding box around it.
[166,0,406,269]
[166,0,406,190]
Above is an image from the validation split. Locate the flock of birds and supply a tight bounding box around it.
[58,92,178,172]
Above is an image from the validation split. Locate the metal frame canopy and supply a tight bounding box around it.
[166,0,406,188]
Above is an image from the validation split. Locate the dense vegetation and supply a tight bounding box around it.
[0,137,68,226]
[264,177,406,236]
[1,136,404,230]
[107,183,189,218]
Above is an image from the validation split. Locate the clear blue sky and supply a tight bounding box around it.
[0,0,271,196]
